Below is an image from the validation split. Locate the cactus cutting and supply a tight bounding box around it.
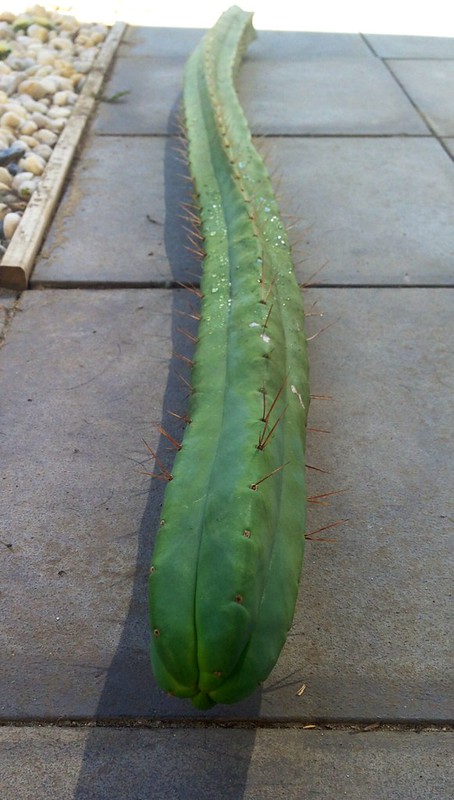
[148,5,310,709]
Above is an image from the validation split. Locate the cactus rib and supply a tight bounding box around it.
[148,5,310,709]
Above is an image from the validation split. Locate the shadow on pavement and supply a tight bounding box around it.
[72,97,261,799]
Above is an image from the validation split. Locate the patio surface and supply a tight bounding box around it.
[1,20,453,799]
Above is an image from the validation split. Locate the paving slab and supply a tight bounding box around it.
[32,135,200,287]
[238,57,429,135]
[94,56,184,136]
[94,52,428,136]
[1,288,452,721]
[387,59,454,136]
[1,727,452,800]
[120,26,375,60]
[443,138,454,158]
[95,28,376,138]
[33,135,454,287]
[120,25,207,59]
[246,30,374,60]
[364,33,454,58]
[274,136,454,286]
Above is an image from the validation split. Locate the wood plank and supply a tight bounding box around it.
[0,21,127,291]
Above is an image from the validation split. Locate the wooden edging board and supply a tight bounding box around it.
[0,20,127,291]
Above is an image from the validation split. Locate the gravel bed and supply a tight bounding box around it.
[0,4,109,250]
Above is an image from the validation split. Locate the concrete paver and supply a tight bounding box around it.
[1,19,453,799]
[95,54,429,136]
[32,135,199,287]
[296,288,453,722]
[0,288,177,719]
[443,138,454,158]
[1,288,452,721]
[33,135,454,287]
[238,58,429,135]
[364,33,454,58]
[1,727,452,800]
[246,30,374,60]
[94,56,184,136]
[94,28,380,135]
[387,59,454,136]
[120,25,206,59]
[120,27,375,60]
[276,136,454,286]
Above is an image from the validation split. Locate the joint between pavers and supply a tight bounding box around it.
[29,280,179,290]
[382,58,445,141]
[0,718,453,733]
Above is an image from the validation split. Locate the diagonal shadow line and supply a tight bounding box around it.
[72,96,261,799]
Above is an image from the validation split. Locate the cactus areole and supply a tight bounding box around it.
[148,6,310,709]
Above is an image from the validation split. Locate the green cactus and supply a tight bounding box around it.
[148,5,310,709]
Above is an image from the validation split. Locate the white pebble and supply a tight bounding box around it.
[13,34,31,49]
[70,73,83,90]
[53,89,76,106]
[36,47,55,66]
[0,73,18,94]
[24,64,41,77]
[18,178,38,197]
[20,118,38,135]
[34,128,57,146]
[19,134,38,147]
[30,110,56,129]
[75,33,89,47]
[86,32,105,48]
[18,95,48,113]
[27,24,49,43]
[53,59,74,79]
[18,78,47,100]
[59,14,79,33]
[33,143,52,160]
[0,126,15,144]
[51,117,65,132]
[4,101,27,118]
[51,36,74,54]
[9,56,36,73]
[12,170,34,191]
[34,65,53,78]
[1,110,22,128]
[56,76,73,91]
[71,59,91,75]
[3,211,21,239]
[59,15,79,34]
[20,153,46,174]
[48,105,71,119]
[38,76,59,95]
[26,42,44,58]
[0,166,12,185]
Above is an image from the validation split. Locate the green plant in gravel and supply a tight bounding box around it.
[12,16,55,32]
[148,5,310,709]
